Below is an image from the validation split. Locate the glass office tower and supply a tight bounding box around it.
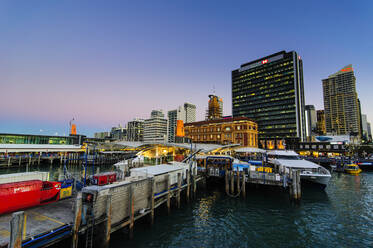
[232,51,306,148]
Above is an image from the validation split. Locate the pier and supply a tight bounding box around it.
[0,156,303,248]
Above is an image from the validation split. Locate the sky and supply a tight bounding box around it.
[1,0,372,137]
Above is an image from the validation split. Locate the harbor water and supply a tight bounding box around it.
[111,172,373,248]
[1,165,372,247]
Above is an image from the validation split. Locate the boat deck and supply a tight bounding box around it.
[0,198,74,247]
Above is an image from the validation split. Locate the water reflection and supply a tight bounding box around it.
[110,172,373,248]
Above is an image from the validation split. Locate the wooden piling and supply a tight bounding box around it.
[104,194,112,248]
[241,171,246,198]
[18,156,21,167]
[150,178,155,225]
[186,169,190,202]
[129,185,135,239]
[236,168,240,194]
[193,167,197,197]
[230,171,234,194]
[177,173,181,209]
[9,211,25,248]
[225,170,229,195]
[38,153,41,165]
[72,192,82,248]
[166,174,171,215]
[296,170,301,200]
[8,156,11,167]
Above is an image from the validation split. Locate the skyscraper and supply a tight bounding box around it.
[144,110,168,143]
[168,103,197,142]
[232,50,306,148]
[361,114,368,140]
[127,119,144,141]
[322,65,361,137]
[206,95,223,120]
[305,105,317,139]
[316,110,326,135]
[184,103,196,123]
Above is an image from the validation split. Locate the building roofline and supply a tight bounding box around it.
[184,117,256,127]
[232,50,297,72]
[0,133,81,139]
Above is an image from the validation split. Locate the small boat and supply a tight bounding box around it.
[344,164,362,175]
[267,150,331,189]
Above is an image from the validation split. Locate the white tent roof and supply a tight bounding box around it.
[267,150,299,156]
[234,147,266,153]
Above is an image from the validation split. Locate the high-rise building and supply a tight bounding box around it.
[361,114,368,139]
[111,124,127,140]
[367,122,372,139]
[127,119,144,141]
[305,105,317,139]
[316,110,326,135]
[184,103,196,123]
[322,65,361,137]
[167,103,196,142]
[206,95,223,120]
[144,110,168,143]
[232,50,306,148]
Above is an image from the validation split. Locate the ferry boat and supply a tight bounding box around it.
[267,150,331,189]
[344,164,362,175]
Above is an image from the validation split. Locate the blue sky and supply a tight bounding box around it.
[1,0,372,137]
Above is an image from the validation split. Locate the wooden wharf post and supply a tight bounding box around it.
[193,167,197,197]
[296,170,301,200]
[186,169,190,202]
[8,156,11,167]
[241,171,246,198]
[72,192,82,248]
[230,171,234,194]
[150,178,155,225]
[177,173,181,209]
[18,156,21,167]
[9,211,25,248]
[225,170,229,195]
[129,185,135,239]
[103,194,112,248]
[236,168,240,194]
[38,153,41,165]
[166,174,171,215]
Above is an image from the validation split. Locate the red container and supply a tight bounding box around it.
[93,172,117,186]
[107,173,117,184]
[0,180,42,215]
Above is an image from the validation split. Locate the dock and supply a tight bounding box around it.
[0,163,202,248]
[0,158,302,248]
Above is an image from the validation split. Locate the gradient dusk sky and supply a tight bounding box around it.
[1,0,373,137]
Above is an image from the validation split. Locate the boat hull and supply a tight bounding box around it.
[344,169,362,175]
[300,174,331,189]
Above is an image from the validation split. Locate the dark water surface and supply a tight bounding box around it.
[111,173,373,248]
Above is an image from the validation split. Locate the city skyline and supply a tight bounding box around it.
[1,0,373,137]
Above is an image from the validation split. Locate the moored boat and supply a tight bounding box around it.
[344,164,362,175]
[267,150,331,189]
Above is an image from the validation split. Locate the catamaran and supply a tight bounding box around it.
[267,150,331,189]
